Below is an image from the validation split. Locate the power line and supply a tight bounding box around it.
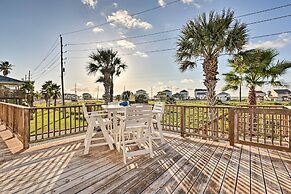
[66,14,291,47]
[251,30,291,39]
[33,36,59,72]
[34,52,60,75]
[61,0,180,35]
[66,37,177,52]
[247,14,291,25]
[34,57,60,80]
[236,3,291,18]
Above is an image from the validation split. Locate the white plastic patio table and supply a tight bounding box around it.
[101,104,125,151]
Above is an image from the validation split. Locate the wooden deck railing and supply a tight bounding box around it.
[29,104,102,143]
[0,102,290,151]
[162,105,231,141]
[0,103,30,149]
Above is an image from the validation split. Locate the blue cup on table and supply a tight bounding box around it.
[119,101,129,106]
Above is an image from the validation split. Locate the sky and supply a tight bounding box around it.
[1,0,291,98]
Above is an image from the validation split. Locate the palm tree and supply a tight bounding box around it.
[20,80,35,107]
[51,83,61,106]
[41,80,53,107]
[223,48,291,105]
[222,53,246,102]
[176,9,248,106]
[0,61,13,76]
[87,49,127,104]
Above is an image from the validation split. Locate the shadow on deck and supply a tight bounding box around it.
[0,128,291,194]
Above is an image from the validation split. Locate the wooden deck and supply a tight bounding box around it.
[0,132,291,194]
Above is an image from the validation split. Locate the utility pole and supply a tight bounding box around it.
[97,86,99,100]
[60,35,65,106]
[151,87,153,99]
[74,83,77,97]
[25,75,27,81]
[28,70,31,81]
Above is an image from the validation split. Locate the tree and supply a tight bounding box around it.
[86,49,127,104]
[0,61,13,76]
[121,91,133,101]
[222,48,291,105]
[176,9,248,106]
[20,80,35,107]
[51,83,61,106]
[135,94,148,103]
[41,80,53,107]
[222,54,245,102]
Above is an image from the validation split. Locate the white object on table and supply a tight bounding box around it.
[120,104,153,164]
[82,104,114,155]
[152,102,165,144]
[101,104,125,151]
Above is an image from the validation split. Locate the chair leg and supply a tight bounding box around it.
[84,125,93,155]
[147,129,153,158]
[157,121,165,144]
[122,131,127,164]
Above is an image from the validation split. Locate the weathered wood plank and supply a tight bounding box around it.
[171,141,219,194]
[259,148,282,194]
[250,147,266,194]
[235,145,251,193]
[63,138,179,193]
[219,144,242,194]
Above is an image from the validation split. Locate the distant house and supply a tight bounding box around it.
[179,90,189,100]
[64,93,78,101]
[163,89,172,97]
[255,91,266,101]
[217,92,230,102]
[172,92,182,100]
[0,75,23,104]
[270,89,291,101]
[135,89,149,98]
[194,89,207,100]
[82,93,92,100]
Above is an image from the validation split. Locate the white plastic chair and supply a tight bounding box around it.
[82,104,114,154]
[120,104,153,164]
[152,102,165,144]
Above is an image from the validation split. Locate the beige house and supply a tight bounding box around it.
[270,89,291,101]
[255,91,266,101]
[0,75,23,104]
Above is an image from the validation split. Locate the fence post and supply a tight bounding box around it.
[23,108,30,149]
[180,106,186,137]
[229,108,235,146]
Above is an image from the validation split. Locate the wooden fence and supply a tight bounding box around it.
[0,102,290,151]
[0,103,30,148]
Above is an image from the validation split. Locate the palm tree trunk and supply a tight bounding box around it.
[110,78,114,102]
[203,58,218,139]
[248,85,256,105]
[54,97,57,107]
[104,75,111,104]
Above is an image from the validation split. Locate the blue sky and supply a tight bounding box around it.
[1,0,291,98]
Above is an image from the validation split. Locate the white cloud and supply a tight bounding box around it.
[107,10,152,30]
[81,0,98,8]
[134,51,148,57]
[181,79,194,84]
[116,40,136,49]
[86,21,94,26]
[158,0,166,7]
[113,2,118,8]
[245,34,291,50]
[92,27,104,32]
[181,0,193,4]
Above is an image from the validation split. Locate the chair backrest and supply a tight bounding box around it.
[124,104,152,128]
[153,102,164,114]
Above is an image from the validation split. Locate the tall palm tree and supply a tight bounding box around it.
[0,61,13,76]
[223,48,291,105]
[87,49,127,104]
[222,53,246,102]
[51,83,61,106]
[176,9,248,106]
[41,80,53,107]
[20,80,35,107]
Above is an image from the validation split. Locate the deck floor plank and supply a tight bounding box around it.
[0,133,290,194]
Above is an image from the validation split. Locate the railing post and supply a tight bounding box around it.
[229,108,235,146]
[23,108,30,149]
[180,106,186,137]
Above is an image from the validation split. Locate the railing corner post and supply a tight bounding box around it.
[23,108,30,149]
